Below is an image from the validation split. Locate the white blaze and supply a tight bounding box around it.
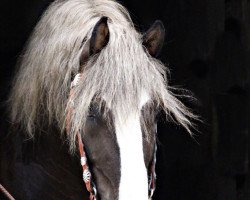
[115,92,150,200]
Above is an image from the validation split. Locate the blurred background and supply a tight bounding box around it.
[0,0,249,199]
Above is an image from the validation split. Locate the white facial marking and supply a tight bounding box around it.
[115,92,150,200]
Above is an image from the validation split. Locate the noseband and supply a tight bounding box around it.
[66,74,157,200]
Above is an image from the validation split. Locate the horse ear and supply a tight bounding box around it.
[143,20,165,57]
[90,17,110,55]
[80,17,109,68]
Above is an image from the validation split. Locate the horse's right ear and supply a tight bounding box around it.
[80,17,110,66]
[90,17,110,55]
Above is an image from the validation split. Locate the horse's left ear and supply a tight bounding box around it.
[143,20,165,57]
[90,17,110,55]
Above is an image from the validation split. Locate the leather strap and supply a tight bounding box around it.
[66,73,97,200]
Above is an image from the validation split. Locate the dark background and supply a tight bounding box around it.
[0,0,249,199]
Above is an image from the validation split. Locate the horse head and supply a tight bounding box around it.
[8,1,195,199]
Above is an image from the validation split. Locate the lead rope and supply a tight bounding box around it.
[66,73,97,200]
[0,184,15,200]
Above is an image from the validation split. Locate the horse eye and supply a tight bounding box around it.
[88,113,96,118]
[88,104,98,118]
[88,110,96,118]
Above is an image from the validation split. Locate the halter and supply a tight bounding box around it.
[66,74,157,200]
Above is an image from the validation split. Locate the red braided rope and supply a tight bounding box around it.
[66,74,96,200]
[77,133,96,200]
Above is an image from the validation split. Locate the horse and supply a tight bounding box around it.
[0,0,195,199]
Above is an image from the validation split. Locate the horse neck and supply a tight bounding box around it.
[1,123,89,200]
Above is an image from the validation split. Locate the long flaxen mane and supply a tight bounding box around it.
[9,0,195,151]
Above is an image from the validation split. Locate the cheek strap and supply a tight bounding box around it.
[66,73,97,200]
